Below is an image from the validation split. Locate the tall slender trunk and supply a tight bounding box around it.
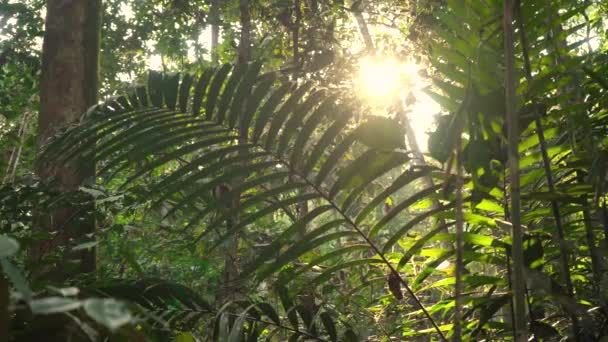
[220,0,252,305]
[516,0,580,338]
[0,269,7,342]
[351,0,374,51]
[210,0,220,64]
[453,136,464,341]
[237,0,251,65]
[32,0,101,281]
[515,4,580,336]
[546,5,599,337]
[504,0,527,340]
[2,111,31,184]
[293,0,301,71]
[401,109,447,219]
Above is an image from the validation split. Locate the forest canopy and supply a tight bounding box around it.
[1,0,607,341]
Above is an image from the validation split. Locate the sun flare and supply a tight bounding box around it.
[356,56,440,152]
[357,56,403,100]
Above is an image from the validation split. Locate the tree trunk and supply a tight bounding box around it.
[293,0,302,71]
[504,0,527,340]
[0,268,8,342]
[210,0,220,64]
[219,0,252,305]
[32,0,101,280]
[351,0,374,51]
[517,9,580,332]
[237,0,251,65]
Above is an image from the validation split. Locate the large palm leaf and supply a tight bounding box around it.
[42,62,462,338]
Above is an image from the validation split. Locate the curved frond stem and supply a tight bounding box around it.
[182,128,448,339]
[277,156,448,341]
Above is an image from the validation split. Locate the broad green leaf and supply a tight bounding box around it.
[228,304,257,342]
[252,84,291,143]
[398,222,455,268]
[0,258,32,301]
[257,302,281,325]
[239,74,276,135]
[382,201,455,252]
[289,97,338,167]
[30,297,82,314]
[175,332,196,342]
[277,285,298,329]
[369,183,444,239]
[72,241,98,251]
[331,150,409,199]
[205,64,232,119]
[320,312,338,342]
[216,63,249,124]
[0,235,19,257]
[178,73,194,113]
[162,72,180,109]
[192,68,215,117]
[228,62,263,129]
[285,244,369,284]
[83,298,133,332]
[265,82,314,150]
[301,114,350,176]
[355,166,436,224]
[256,231,357,281]
[354,116,405,150]
[276,90,326,156]
[310,259,384,287]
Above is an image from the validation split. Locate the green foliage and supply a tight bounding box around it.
[41,63,461,339]
[2,0,608,340]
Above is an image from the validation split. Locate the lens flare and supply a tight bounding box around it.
[357,56,403,99]
[356,56,440,152]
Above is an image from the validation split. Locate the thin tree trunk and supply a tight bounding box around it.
[237,0,251,65]
[293,0,301,71]
[453,136,464,341]
[401,110,447,215]
[220,0,252,305]
[526,3,602,341]
[602,203,608,247]
[2,111,31,184]
[504,0,527,340]
[351,0,374,51]
[515,6,580,335]
[32,0,101,280]
[290,0,317,319]
[0,268,8,342]
[210,0,220,64]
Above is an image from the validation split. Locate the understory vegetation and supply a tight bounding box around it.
[1,0,608,341]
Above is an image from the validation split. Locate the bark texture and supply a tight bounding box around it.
[33,0,101,279]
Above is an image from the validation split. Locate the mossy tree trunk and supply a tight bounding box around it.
[32,0,101,280]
